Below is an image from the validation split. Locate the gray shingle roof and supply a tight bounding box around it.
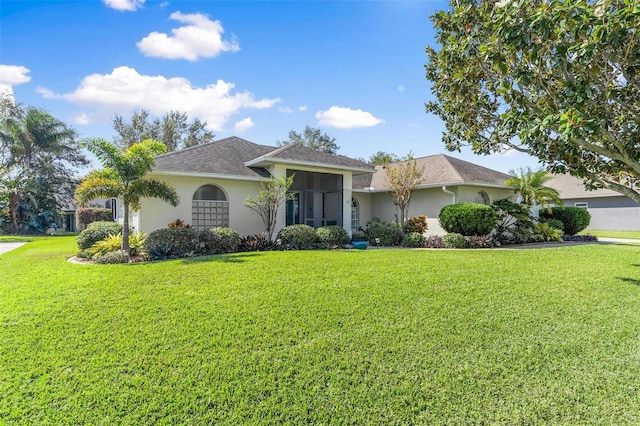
[353,154,512,190]
[546,174,622,199]
[153,136,374,178]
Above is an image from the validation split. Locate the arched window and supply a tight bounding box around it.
[192,184,229,230]
[351,197,360,232]
[476,191,490,205]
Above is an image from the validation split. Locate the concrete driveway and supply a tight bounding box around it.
[0,242,27,255]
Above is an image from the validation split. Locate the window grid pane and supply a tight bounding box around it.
[192,201,229,230]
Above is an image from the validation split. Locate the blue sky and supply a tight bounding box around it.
[1,0,540,173]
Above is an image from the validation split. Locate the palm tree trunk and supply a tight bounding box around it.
[122,202,130,254]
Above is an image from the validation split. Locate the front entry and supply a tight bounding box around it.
[285,170,343,228]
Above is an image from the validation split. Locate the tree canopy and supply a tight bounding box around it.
[505,167,563,210]
[75,139,179,252]
[113,109,215,151]
[277,126,339,154]
[244,175,294,241]
[384,154,425,232]
[425,0,640,203]
[0,97,88,233]
[369,151,399,166]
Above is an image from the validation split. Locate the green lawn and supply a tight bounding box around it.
[580,229,640,240]
[1,237,639,424]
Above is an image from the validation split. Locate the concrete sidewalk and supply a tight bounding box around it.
[0,242,27,255]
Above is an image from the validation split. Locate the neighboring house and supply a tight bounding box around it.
[124,137,517,237]
[546,174,640,231]
[352,154,515,235]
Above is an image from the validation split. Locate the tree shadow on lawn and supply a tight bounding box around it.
[180,252,261,265]
[617,277,640,286]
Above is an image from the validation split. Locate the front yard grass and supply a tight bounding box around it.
[580,229,640,240]
[1,237,639,424]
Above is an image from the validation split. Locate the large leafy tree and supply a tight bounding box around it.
[244,175,295,241]
[369,150,399,166]
[75,139,179,253]
[505,167,563,210]
[384,154,425,232]
[113,109,215,151]
[277,126,339,154]
[425,0,640,203]
[0,96,88,233]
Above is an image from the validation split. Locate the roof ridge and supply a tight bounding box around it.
[441,154,512,178]
[156,135,276,159]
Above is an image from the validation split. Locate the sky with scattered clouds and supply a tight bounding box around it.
[0,0,540,173]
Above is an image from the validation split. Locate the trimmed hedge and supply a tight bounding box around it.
[144,227,199,260]
[403,232,425,248]
[540,207,591,236]
[316,226,349,248]
[76,208,113,231]
[199,227,240,255]
[277,225,318,250]
[442,233,466,249]
[77,221,123,250]
[439,203,498,236]
[364,218,403,246]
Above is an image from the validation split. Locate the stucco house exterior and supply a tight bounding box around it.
[121,136,516,236]
[546,174,640,231]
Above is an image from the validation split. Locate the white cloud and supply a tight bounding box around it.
[103,0,145,11]
[38,66,280,130]
[137,11,240,61]
[397,85,405,92]
[316,106,384,129]
[159,1,169,8]
[234,117,254,133]
[278,106,293,114]
[0,65,31,99]
[407,122,422,128]
[299,106,307,111]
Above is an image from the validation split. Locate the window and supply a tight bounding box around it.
[192,184,229,230]
[351,198,360,232]
[574,202,588,209]
[476,191,490,205]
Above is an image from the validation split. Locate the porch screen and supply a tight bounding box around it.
[192,184,229,230]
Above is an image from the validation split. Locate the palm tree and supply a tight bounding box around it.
[75,138,179,253]
[505,167,563,210]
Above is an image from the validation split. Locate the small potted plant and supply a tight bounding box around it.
[351,231,369,249]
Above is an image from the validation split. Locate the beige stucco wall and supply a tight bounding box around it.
[138,174,266,236]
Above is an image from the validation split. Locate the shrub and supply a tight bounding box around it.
[442,232,466,248]
[540,207,591,235]
[464,235,494,248]
[238,233,274,252]
[144,227,199,260]
[491,199,536,244]
[405,215,428,234]
[199,227,240,255]
[363,218,403,246]
[350,231,367,242]
[439,203,498,236]
[75,208,113,231]
[277,225,318,250]
[534,222,564,242]
[424,235,444,248]
[316,226,349,248]
[167,219,191,228]
[403,232,425,248]
[77,221,123,250]
[94,251,130,264]
[539,217,564,231]
[87,232,146,258]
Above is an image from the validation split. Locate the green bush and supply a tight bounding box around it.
[77,221,123,250]
[75,208,114,231]
[316,226,349,248]
[492,199,536,244]
[144,227,199,260]
[87,232,146,258]
[439,203,498,236]
[405,215,428,234]
[199,227,240,255]
[534,222,564,242]
[538,217,564,231]
[363,218,403,246]
[94,251,130,264]
[277,225,318,250]
[403,232,425,248]
[464,235,494,248]
[540,207,590,235]
[442,233,466,248]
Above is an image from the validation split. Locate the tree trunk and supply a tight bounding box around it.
[122,202,130,254]
[9,190,20,234]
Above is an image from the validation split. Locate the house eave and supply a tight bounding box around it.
[352,181,513,193]
[244,157,374,175]
[149,170,267,182]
